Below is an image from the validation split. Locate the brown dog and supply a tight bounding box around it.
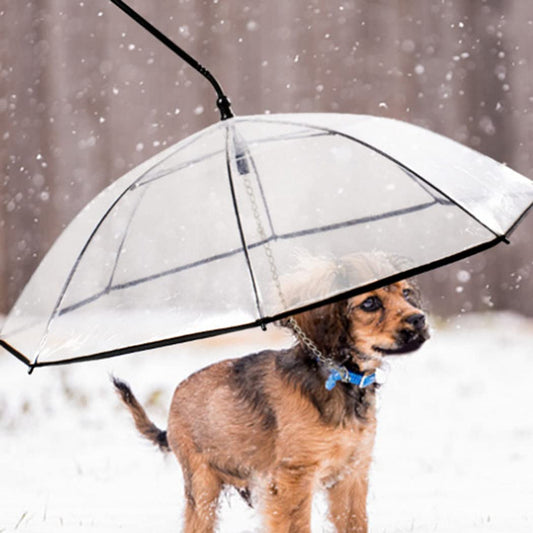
[113,258,429,533]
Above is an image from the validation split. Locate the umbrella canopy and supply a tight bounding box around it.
[1,113,532,369]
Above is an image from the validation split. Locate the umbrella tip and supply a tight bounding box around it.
[217,95,234,121]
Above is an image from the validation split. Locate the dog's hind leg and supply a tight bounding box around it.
[182,461,222,533]
[262,465,315,533]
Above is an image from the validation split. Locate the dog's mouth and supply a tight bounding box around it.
[373,330,429,356]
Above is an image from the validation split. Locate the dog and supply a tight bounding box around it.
[113,254,429,532]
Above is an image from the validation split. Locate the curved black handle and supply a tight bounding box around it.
[109,0,234,120]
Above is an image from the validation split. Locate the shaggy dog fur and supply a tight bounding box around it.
[113,255,429,533]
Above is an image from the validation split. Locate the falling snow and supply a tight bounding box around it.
[1,4,532,530]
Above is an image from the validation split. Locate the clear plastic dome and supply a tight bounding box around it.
[2,114,532,367]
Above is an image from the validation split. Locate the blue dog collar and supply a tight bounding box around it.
[325,368,376,391]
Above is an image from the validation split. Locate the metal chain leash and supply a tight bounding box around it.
[286,317,349,380]
[240,162,287,307]
[235,128,349,381]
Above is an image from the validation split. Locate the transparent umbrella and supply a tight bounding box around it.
[1,3,532,371]
[1,112,531,370]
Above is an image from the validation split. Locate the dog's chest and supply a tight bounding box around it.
[315,420,376,484]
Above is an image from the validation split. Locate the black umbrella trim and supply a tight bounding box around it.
[2,117,531,371]
[5,200,533,372]
[18,196,532,371]
[3,232,513,372]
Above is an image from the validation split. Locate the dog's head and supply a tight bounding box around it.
[280,253,430,371]
[342,280,429,364]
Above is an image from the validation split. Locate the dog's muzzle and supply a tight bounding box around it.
[375,313,430,355]
[405,313,426,331]
[397,313,430,351]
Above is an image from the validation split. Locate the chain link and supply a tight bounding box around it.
[286,317,350,380]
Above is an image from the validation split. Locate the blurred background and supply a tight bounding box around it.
[1,0,532,318]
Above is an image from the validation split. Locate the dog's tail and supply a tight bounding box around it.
[112,376,170,452]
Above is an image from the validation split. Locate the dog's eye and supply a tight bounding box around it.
[403,288,417,302]
[360,296,382,312]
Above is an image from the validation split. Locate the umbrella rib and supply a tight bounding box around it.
[0,339,32,367]
[37,124,233,344]
[231,117,444,207]
[106,187,148,291]
[224,127,266,322]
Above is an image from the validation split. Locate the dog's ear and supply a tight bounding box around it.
[286,300,350,353]
[403,279,426,311]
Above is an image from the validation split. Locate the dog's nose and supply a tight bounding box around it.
[405,313,426,330]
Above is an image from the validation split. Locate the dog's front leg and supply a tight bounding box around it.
[262,464,315,533]
[326,470,369,533]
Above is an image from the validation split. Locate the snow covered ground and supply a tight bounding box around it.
[1,312,532,533]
